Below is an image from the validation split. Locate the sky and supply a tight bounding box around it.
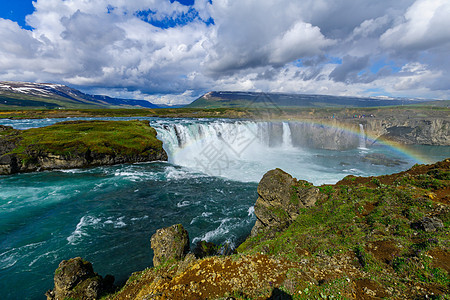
[0,0,449,105]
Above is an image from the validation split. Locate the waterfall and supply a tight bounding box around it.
[282,122,293,149]
[153,120,365,179]
[155,121,264,175]
[358,124,367,149]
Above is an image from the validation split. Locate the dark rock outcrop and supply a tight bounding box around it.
[45,257,114,300]
[193,241,218,259]
[0,147,168,175]
[251,168,321,237]
[0,126,21,174]
[362,153,405,167]
[151,224,190,267]
[411,216,444,232]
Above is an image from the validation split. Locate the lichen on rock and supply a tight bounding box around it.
[45,257,114,300]
[251,168,321,237]
[150,224,190,267]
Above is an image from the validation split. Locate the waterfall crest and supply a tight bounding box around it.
[154,120,362,181]
[282,122,293,149]
[359,124,367,149]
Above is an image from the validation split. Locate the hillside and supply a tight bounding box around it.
[0,81,159,109]
[187,91,438,109]
[47,159,450,299]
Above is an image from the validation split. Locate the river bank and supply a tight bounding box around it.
[52,158,449,299]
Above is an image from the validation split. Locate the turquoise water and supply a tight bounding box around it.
[0,117,449,299]
[1,163,257,299]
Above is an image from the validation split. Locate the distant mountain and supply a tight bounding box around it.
[187,91,434,108]
[0,81,159,109]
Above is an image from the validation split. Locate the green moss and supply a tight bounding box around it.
[318,185,334,195]
[127,271,144,283]
[55,267,62,275]
[269,206,290,220]
[5,120,163,163]
[290,186,300,205]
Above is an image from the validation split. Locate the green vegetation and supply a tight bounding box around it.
[1,102,448,121]
[0,107,255,119]
[103,159,448,299]
[237,160,449,298]
[0,120,165,172]
[13,120,161,160]
[0,91,107,110]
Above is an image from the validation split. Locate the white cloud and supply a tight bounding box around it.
[0,19,39,57]
[203,0,334,74]
[269,22,334,65]
[0,0,449,103]
[380,0,450,51]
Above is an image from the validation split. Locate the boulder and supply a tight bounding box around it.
[412,217,444,232]
[45,257,114,300]
[251,168,320,237]
[151,224,190,267]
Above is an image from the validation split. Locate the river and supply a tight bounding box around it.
[1,117,449,299]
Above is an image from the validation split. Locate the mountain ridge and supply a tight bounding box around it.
[187,91,441,108]
[0,81,160,109]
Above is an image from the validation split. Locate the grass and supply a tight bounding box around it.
[58,158,450,299]
[1,104,449,120]
[3,120,164,165]
[0,107,259,120]
[236,160,449,296]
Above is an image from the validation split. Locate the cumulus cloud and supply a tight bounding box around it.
[380,0,450,51]
[202,0,334,75]
[0,0,449,103]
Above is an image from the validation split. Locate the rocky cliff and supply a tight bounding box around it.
[256,115,448,151]
[251,168,321,237]
[286,117,448,150]
[0,120,167,175]
[361,117,449,146]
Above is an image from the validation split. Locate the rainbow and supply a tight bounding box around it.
[282,118,434,165]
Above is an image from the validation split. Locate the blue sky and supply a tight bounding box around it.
[0,0,449,104]
[0,0,34,29]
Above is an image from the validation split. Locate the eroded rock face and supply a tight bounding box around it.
[251,168,321,237]
[151,224,190,267]
[45,257,114,300]
[362,118,450,146]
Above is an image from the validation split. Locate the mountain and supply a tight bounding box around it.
[187,91,434,108]
[0,81,159,109]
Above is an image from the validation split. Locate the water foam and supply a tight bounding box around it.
[177,201,191,208]
[130,216,149,222]
[248,206,255,216]
[67,216,101,245]
[0,242,45,270]
[192,218,233,244]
